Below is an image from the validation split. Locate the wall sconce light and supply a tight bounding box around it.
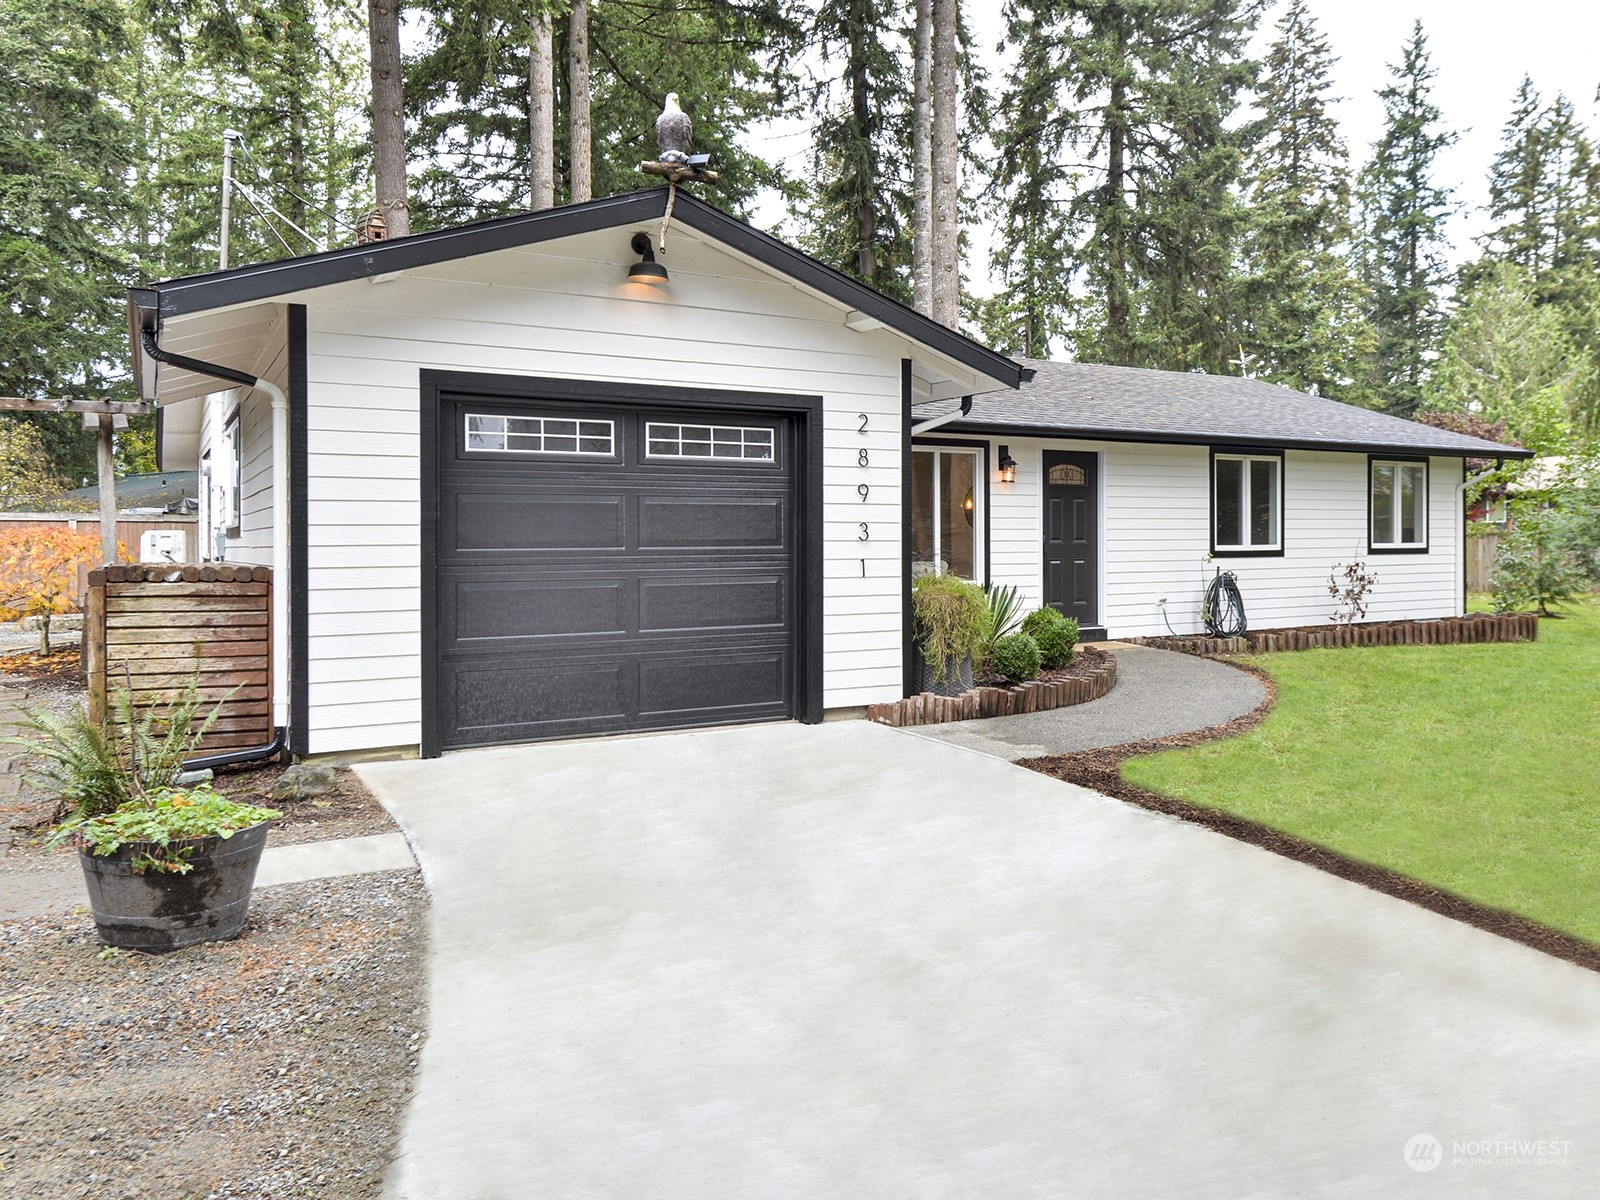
[628,232,668,284]
[998,446,1017,483]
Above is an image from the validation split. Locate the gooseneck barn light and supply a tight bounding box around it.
[628,232,668,283]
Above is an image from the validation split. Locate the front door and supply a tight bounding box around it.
[1042,451,1101,636]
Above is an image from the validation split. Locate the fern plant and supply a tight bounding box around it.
[5,668,224,822]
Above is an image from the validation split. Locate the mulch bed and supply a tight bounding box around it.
[974,644,1110,690]
[0,645,82,685]
[1018,659,1600,975]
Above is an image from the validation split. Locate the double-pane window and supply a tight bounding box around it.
[1371,460,1427,549]
[1214,453,1280,552]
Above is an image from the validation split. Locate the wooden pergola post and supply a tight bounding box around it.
[0,397,154,567]
[95,414,118,565]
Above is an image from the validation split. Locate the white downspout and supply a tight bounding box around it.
[1457,463,1499,616]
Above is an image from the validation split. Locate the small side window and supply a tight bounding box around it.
[1212,452,1281,553]
[1371,459,1428,551]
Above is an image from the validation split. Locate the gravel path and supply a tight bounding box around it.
[911,644,1266,761]
[0,868,428,1198]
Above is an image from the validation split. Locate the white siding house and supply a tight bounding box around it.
[129,192,1522,760]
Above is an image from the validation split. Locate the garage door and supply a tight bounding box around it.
[431,393,802,749]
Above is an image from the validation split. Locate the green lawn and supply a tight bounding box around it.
[1123,601,1600,945]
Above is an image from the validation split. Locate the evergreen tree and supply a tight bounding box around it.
[1039,0,1262,371]
[803,0,911,301]
[1425,261,1588,457]
[142,0,374,264]
[0,0,132,480]
[983,0,1075,358]
[1236,0,1371,402]
[1356,21,1455,417]
[407,0,800,226]
[1477,84,1600,426]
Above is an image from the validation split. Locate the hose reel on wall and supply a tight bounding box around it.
[1203,570,1248,639]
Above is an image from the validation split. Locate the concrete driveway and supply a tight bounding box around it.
[359,722,1600,1199]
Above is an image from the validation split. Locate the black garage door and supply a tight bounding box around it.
[430,393,801,749]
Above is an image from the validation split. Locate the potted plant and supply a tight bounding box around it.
[9,678,280,952]
[911,573,989,696]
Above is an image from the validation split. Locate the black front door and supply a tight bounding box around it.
[1042,450,1101,636]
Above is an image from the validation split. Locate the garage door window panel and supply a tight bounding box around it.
[646,421,776,463]
[465,413,615,457]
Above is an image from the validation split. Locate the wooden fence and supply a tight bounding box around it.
[85,564,274,755]
[1467,533,1501,594]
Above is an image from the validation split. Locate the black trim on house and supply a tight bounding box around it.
[128,190,1022,395]
[922,420,1536,462]
[287,305,310,757]
[901,360,914,699]
[910,437,992,587]
[1366,454,1432,556]
[417,369,826,757]
[1209,447,1287,560]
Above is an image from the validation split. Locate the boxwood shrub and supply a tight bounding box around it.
[1021,608,1079,669]
[991,632,1041,682]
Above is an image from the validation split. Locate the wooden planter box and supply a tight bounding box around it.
[85,564,273,754]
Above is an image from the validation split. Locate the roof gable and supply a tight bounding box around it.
[128,189,1022,392]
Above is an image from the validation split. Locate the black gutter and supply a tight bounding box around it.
[140,328,259,388]
[127,189,1025,392]
[918,419,1537,461]
[184,726,286,772]
[141,324,291,767]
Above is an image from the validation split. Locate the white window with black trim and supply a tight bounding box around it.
[1212,451,1281,554]
[911,446,983,581]
[1370,458,1428,551]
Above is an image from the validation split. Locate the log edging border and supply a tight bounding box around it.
[866,656,1119,728]
[1124,612,1538,658]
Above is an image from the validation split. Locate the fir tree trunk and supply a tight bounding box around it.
[567,0,591,204]
[929,0,959,329]
[529,8,555,211]
[912,0,933,316]
[1105,74,1129,359]
[367,0,409,237]
[849,22,877,283]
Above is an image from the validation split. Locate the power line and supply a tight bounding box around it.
[234,135,361,239]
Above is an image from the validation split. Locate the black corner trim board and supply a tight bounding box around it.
[900,360,914,698]
[127,190,1022,393]
[287,306,310,756]
[416,369,826,759]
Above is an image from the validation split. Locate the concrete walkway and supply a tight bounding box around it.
[360,722,1600,1200]
[0,832,416,921]
[918,643,1265,760]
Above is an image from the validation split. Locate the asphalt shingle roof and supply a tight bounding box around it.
[921,360,1530,459]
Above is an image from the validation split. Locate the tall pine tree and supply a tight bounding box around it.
[1356,21,1455,417]
[407,0,800,225]
[1236,0,1371,403]
[1033,0,1261,371]
[803,0,911,301]
[0,0,132,481]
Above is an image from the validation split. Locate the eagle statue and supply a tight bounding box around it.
[656,93,692,165]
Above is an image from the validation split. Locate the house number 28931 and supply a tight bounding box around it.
[858,414,870,576]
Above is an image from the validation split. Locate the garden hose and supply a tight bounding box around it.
[1203,570,1248,639]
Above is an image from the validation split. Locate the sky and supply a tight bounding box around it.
[749,0,1600,281]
